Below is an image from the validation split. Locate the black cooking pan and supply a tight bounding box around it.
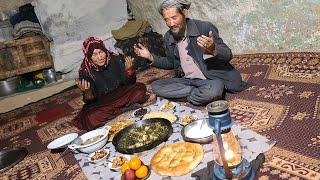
[112,118,173,154]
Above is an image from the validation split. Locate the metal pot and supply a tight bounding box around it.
[42,68,56,84]
[0,76,21,97]
[112,118,173,154]
[0,147,28,173]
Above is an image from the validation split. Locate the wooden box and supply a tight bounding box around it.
[0,35,53,80]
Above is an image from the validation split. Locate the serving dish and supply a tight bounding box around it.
[181,119,213,144]
[112,118,173,154]
[69,125,111,154]
[88,148,109,163]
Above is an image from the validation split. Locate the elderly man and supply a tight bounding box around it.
[134,0,248,105]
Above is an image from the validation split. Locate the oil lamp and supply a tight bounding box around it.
[206,100,253,180]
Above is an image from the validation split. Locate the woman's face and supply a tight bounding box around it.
[91,49,107,66]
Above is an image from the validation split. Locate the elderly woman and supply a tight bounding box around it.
[72,37,146,130]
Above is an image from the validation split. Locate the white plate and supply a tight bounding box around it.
[88,148,109,163]
[131,107,151,118]
[160,102,177,111]
[107,155,131,171]
[47,133,78,150]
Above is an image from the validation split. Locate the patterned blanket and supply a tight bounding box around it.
[0,52,319,180]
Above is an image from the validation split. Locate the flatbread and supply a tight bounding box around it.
[108,119,134,141]
[151,142,204,176]
[142,111,177,123]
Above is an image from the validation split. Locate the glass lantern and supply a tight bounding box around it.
[206,100,253,180]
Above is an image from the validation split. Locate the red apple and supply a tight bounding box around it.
[123,169,136,180]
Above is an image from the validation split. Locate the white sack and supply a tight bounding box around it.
[33,0,127,77]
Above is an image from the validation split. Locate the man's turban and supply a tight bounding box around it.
[158,0,191,14]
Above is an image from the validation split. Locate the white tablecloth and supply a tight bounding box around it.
[74,99,276,179]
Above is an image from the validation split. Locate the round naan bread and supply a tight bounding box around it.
[151,142,204,176]
[142,111,177,123]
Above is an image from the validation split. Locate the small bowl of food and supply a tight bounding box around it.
[179,114,197,126]
[160,102,176,111]
[131,107,151,118]
[107,155,131,171]
[88,148,109,163]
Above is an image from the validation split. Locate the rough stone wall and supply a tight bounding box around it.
[128,0,320,54]
[0,0,33,13]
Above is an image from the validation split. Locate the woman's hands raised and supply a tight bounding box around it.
[77,79,94,100]
[124,56,134,70]
[77,79,90,92]
[124,56,135,76]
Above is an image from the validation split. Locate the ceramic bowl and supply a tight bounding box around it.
[68,125,111,154]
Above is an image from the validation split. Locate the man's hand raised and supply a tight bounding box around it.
[197,31,216,55]
[133,43,154,62]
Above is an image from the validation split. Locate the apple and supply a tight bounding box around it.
[123,169,136,180]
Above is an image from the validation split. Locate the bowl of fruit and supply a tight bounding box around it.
[121,157,150,180]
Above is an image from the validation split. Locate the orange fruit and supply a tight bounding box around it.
[129,157,142,170]
[135,165,148,179]
[121,162,130,174]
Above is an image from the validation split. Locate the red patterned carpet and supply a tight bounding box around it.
[229,52,320,180]
[0,52,319,180]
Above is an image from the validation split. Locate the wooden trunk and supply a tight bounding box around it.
[0,35,53,80]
